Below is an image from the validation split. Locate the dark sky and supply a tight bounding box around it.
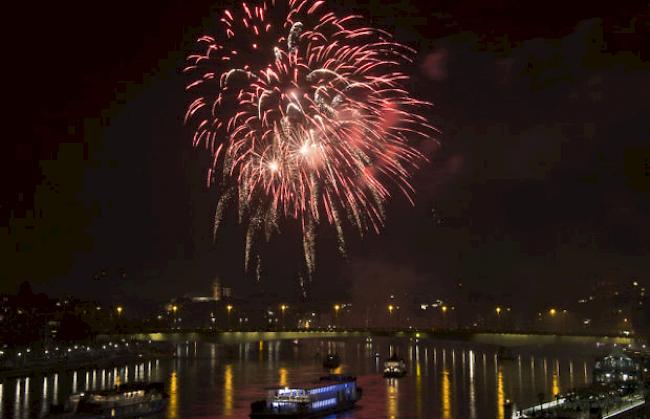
[2,1,649,306]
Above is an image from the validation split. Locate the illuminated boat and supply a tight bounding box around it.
[383,353,407,378]
[322,353,341,369]
[47,382,168,418]
[250,374,362,418]
[593,352,641,384]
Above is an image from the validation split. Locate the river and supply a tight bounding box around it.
[1,333,631,418]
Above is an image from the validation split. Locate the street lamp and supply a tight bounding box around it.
[280,305,288,330]
[334,304,340,328]
[227,305,233,330]
[441,305,448,329]
[115,306,123,332]
[171,305,178,328]
[549,308,557,316]
[496,306,502,331]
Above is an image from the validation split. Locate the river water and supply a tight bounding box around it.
[0,333,630,418]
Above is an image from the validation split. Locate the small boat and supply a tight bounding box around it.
[47,382,168,418]
[322,353,341,369]
[383,353,407,378]
[497,346,516,361]
[250,374,362,418]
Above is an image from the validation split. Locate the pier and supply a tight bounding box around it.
[514,386,647,418]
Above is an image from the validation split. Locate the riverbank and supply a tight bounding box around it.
[105,329,637,347]
[0,340,173,379]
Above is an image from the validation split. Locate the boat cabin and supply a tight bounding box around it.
[251,375,361,416]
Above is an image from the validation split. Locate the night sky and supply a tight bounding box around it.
[2,1,649,306]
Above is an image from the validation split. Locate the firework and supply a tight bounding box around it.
[185,0,435,275]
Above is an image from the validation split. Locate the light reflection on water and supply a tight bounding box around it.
[387,378,398,418]
[23,377,29,418]
[552,359,561,397]
[441,368,452,419]
[40,377,47,418]
[415,346,422,417]
[468,350,476,419]
[279,367,288,387]
[167,371,178,419]
[0,337,604,418]
[224,364,233,416]
[496,369,504,419]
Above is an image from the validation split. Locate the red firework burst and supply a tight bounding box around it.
[184,0,435,275]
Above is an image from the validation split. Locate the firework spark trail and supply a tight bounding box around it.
[185,0,436,276]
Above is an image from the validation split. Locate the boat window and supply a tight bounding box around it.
[311,397,337,410]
